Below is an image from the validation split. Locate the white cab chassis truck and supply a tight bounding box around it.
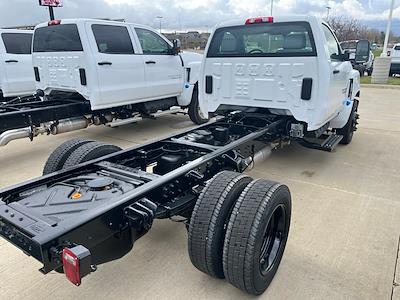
[0,19,206,146]
[200,16,361,148]
[0,16,364,297]
[0,29,36,100]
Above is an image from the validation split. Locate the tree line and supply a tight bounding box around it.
[327,15,400,43]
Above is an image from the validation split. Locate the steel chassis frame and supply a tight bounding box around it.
[0,97,90,133]
[0,113,290,277]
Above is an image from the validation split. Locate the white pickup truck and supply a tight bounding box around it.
[390,43,400,76]
[199,15,361,146]
[0,29,36,100]
[0,19,207,146]
[32,19,206,124]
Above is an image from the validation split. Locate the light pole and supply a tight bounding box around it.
[157,16,163,34]
[270,0,274,16]
[326,6,331,19]
[371,0,396,83]
[382,0,395,57]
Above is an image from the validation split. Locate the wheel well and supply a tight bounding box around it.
[191,82,198,100]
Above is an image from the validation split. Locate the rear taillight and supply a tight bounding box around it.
[245,17,274,24]
[62,246,91,286]
[48,19,61,26]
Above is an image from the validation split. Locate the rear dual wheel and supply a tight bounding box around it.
[188,171,291,295]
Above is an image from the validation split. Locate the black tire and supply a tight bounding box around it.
[188,171,252,278]
[223,179,291,295]
[188,84,208,125]
[63,141,122,169]
[337,100,359,145]
[43,138,94,175]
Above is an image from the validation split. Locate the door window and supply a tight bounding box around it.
[135,28,170,55]
[1,33,32,54]
[92,24,134,54]
[322,25,342,60]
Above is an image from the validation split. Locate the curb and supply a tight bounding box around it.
[361,84,400,90]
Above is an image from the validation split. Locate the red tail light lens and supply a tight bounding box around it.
[48,19,61,26]
[62,246,91,286]
[245,17,274,25]
[62,248,81,285]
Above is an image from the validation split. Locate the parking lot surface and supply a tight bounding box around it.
[0,86,399,300]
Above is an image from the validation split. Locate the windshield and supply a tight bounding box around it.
[207,21,316,58]
[340,41,357,50]
[33,24,83,52]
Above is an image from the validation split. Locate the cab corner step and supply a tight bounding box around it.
[298,134,343,152]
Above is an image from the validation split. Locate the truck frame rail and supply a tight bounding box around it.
[0,113,289,272]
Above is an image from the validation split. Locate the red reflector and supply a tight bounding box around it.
[62,248,82,286]
[245,17,274,24]
[48,19,61,26]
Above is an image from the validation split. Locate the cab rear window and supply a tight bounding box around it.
[1,33,32,54]
[33,24,83,52]
[207,22,316,58]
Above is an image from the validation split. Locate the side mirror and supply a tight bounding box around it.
[170,39,181,55]
[355,40,371,63]
[342,51,350,61]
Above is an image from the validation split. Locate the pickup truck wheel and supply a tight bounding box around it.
[43,138,94,175]
[63,141,122,169]
[188,85,208,125]
[337,100,359,145]
[188,171,252,278]
[223,179,291,295]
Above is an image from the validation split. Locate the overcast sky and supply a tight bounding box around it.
[1,0,399,33]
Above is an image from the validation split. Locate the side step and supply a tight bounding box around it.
[298,134,343,152]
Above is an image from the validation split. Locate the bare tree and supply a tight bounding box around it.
[327,15,399,44]
[327,15,369,41]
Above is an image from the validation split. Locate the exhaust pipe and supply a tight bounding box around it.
[0,117,89,146]
[243,144,277,171]
[51,117,89,135]
[0,128,32,146]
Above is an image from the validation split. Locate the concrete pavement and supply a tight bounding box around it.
[0,87,399,299]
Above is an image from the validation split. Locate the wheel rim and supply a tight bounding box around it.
[259,204,286,275]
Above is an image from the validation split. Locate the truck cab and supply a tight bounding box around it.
[0,29,36,100]
[390,43,400,76]
[199,16,361,133]
[32,19,206,124]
